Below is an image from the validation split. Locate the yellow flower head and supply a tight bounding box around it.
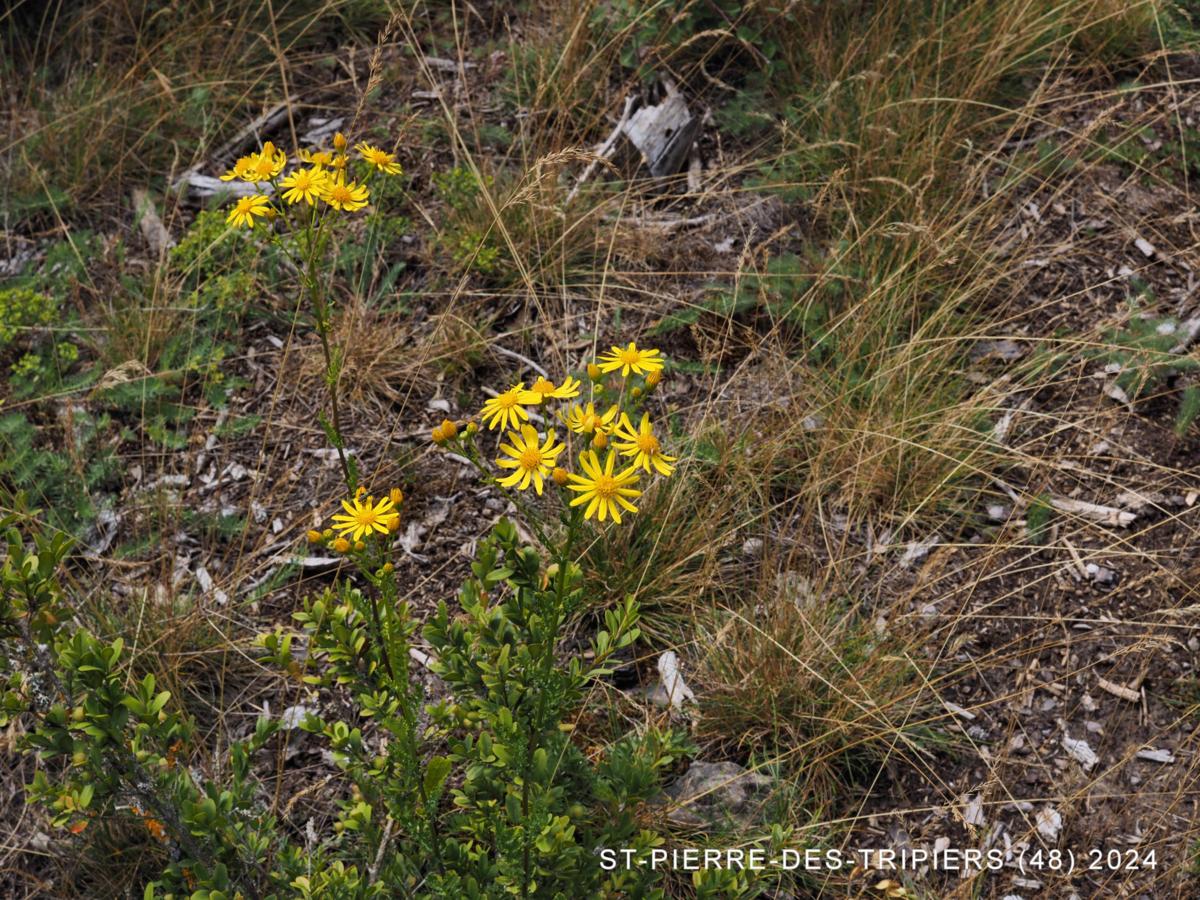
[226,194,272,229]
[333,131,348,152]
[227,142,287,183]
[330,494,400,542]
[219,156,256,182]
[332,537,351,553]
[560,401,618,436]
[298,148,336,167]
[321,172,370,212]
[355,141,403,175]
[566,450,641,523]
[597,341,664,377]
[495,425,565,495]
[280,166,330,205]
[525,375,582,404]
[480,382,537,432]
[612,412,676,476]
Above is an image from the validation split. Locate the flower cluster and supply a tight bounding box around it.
[218,133,403,228]
[434,342,675,524]
[307,486,403,553]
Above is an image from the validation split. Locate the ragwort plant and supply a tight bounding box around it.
[5,126,692,896]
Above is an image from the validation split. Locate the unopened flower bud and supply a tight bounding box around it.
[440,419,458,439]
[381,562,394,575]
[591,431,608,450]
[645,369,662,389]
[354,540,366,551]
[387,515,400,532]
[306,529,323,544]
[465,421,479,437]
[552,467,569,486]
[631,386,643,399]
[390,487,404,505]
[432,425,446,444]
[333,537,351,553]
[322,528,333,539]
[587,363,602,381]
[333,132,348,152]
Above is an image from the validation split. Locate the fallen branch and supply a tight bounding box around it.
[1049,496,1137,527]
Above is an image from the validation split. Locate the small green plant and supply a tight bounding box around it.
[1091,310,1200,434]
[432,166,502,276]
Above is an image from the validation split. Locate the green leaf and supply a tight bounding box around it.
[423,756,452,797]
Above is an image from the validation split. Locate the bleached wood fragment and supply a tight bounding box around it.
[1049,497,1136,527]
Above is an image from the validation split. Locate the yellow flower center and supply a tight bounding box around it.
[593,474,617,498]
[353,507,378,527]
[328,184,352,203]
[620,348,642,365]
[496,390,521,409]
[636,433,660,454]
[253,158,275,178]
[580,413,598,431]
[519,447,543,470]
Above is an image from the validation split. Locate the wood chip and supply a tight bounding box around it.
[962,793,986,827]
[1036,806,1062,841]
[1097,676,1140,702]
[944,701,976,721]
[1062,734,1099,770]
[1049,497,1137,527]
[1135,748,1176,764]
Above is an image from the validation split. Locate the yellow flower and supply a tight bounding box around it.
[321,172,370,212]
[333,132,348,152]
[280,166,329,205]
[332,537,351,553]
[219,156,256,181]
[389,487,404,505]
[330,494,400,541]
[306,529,323,543]
[228,141,287,182]
[566,450,641,523]
[495,425,565,495]
[355,141,403,175]
[525,375,581,404]
[298,148,335,166]
[226,194,272,228]
[612,412,676,476]
[560,402,618,436]
[480,382,537,431]
[597,341,664,377]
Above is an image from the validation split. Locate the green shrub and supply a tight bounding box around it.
[5,513,692,898]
